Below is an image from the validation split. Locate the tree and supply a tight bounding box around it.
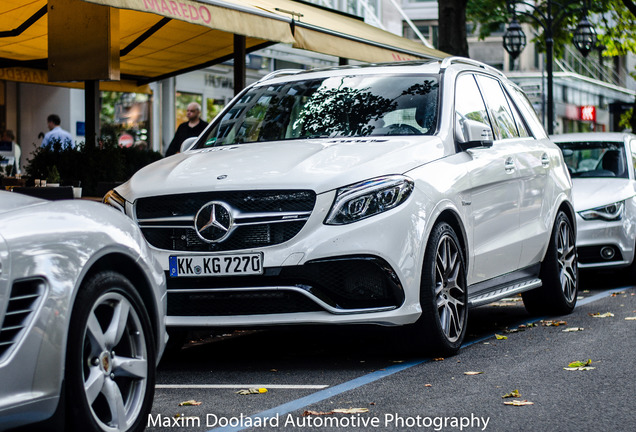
[465,0,636,130]
[438,0,469,56]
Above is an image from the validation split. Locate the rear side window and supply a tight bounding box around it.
[504,91,531,138]
[475,75,518,140]
[507,84,548,139]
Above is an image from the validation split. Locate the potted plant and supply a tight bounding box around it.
[46,165,61,187]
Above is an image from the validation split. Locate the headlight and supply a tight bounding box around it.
[579,201,624,221]
[103,189,127,214]
[325,175,414,225]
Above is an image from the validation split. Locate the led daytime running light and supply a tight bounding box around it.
[325,176,414,225]
[579,201,624,221]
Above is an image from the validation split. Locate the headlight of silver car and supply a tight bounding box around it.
[103,189,127,214]
[325,175,414,225]
[579,201,624,221]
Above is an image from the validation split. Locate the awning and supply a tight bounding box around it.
[0,0,448,89]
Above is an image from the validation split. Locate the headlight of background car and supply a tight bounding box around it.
[579,201,624,221]
[103,189,127,214]
[325,175,414,225]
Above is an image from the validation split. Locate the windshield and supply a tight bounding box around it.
[558,141,628,179]
[196,74,439,148]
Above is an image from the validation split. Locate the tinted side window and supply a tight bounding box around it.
[505,91,531,138]
[507,84,548,139]
[475,75,518,140]
[454,74,491,142]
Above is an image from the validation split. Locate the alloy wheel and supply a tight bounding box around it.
[557,219,577,303]
[434,233,466,343]
[82,292,148,431]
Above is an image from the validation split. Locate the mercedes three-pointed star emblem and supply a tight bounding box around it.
[194,201,233,243]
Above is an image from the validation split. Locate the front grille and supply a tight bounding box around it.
[136,190,316,218]
[0,279,45,360]
[135,190,315,252]
[166,256,405,315]
[142,221,306,252]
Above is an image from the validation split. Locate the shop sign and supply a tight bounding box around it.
[580,105,596,122]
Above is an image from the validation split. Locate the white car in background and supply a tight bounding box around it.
[551,132,636,274]
[106,57,577,356]
[0,191,166,432]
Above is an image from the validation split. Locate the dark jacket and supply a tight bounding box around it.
[165,120,208,157]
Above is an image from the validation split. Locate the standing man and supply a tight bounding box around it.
[41,114,74,149]
[165,102,208,157]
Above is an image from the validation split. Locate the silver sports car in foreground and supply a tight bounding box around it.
[552,132,636,274]
[0,191,166,431]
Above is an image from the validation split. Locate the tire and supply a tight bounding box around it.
[66,271,156,432]
[523,211,578,315]
[408,222,468,356]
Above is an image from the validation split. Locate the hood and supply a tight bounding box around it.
[572,178,636,211]
[0,191,44,214]
[118,137,444,199]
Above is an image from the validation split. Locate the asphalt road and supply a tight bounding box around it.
[148,273,636,432]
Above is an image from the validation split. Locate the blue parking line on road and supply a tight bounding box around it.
[207,286,633,432]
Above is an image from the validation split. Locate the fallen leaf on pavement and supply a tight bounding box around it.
[562,327,584,332]
[332,408,369,414]
[502,389,521,398]
[236,388,268,395]
[565,359,595,371]
[303,410,333,416]
[568,359,592,368]
[178,400,202,406]
[625,317,636,321]
[589,312,614,318]
[541,320,567,326]
[433,358,445,361]
[464,371,483,375]
[504,400,534,406]
[495,334,508,340]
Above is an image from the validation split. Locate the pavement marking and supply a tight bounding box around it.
[206,285,633,432]
[156,384,328,389]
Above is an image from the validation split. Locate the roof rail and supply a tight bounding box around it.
[440,56,505,77]
[258,69,305,82]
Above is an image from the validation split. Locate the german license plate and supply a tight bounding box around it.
[168,253,263,277]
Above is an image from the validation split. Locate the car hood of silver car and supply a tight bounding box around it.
[0,191,42,214]
[118,136,444,198]
[572,177,636,211]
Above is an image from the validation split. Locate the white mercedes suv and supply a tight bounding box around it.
[105,57,577,355]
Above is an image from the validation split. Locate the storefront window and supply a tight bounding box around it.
[206,98,226,122]
[100,92,151,148]
[176,92,203,128]
[0,81,5,134]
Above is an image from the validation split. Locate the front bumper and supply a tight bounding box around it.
[575,214,636,269]
[147,191,429,328]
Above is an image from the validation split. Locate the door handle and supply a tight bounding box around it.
[541,153,550,168]
[505,157,515,174]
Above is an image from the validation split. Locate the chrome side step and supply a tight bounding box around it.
[468,278,542,307]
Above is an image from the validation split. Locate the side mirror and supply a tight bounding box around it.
[180,137,197,153]
[458,119,494,150]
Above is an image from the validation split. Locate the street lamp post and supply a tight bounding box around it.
[503,0,597,134]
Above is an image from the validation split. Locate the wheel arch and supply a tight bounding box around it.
[558,200,576,232]
[432,209,470,270]
[81,253,161,353]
